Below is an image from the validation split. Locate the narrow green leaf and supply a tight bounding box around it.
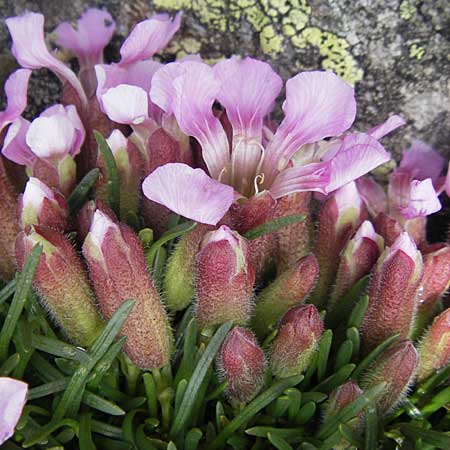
[364,405,378,450]
[208,374,303,450]
[53,300,134,419]
[94,130,120,216]
[0,353,20,376]
[0,244,42,362]
[0,279,16,306]
[316,383,386,440]
[153,246,167,289]
[90,420,123,439]
[93,436,132,450]
[185,428,203,450]
[317,330,333,382]
[143,373,158,418]
[268,433,294,450]
[22,419,79,448]
[421,385,450,417]
[170,321,233,438]
[174,379,188,417]
[31,334,89,362]
[313,364,355,394]
[205,381,228,402]
[67,168,100,212]
[286,388,302,422]
[246,427,304,444]
[29,352,64,383]
[352,333,400,380]
[79,413,96,450]
[301,392,328,404]
[175,318,198,384]
[415,362,450,398]
[346,327,360,359]
[28,378,69,400]
[297,401,316,425]
[338,423,364,448]
[243,214,306,240]
[146,221,197,268]
[348,293,369,329]
[400,423,450,449]
[83,390,125,416]
[334,339,353,370]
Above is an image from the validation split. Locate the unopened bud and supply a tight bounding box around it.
[18,177,69,230]
[15,226,103,347]
[252,254,319,337]
[217,326,266,403]
[312,182,367,307]
[360,339,418,415]
[83,210,173,368]
[360,232,423,350]
[330,221,384,307]
[75,199,116,243]
[195,225,255,330]
[417,308,450,381]
[270,304,323,378]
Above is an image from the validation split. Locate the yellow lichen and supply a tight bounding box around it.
[400,0,417,20]
[409,44,425,60]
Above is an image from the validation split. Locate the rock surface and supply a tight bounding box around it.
[0,0,449,160]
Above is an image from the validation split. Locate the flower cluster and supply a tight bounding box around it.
[1,7,450,448]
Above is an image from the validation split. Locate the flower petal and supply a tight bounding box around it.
[269,161,331,198]
[368,115,406,140]
[263,71,356,181]
[150,62,185,114]
[399,140,445,182]
[142,162,234,225]
[119,12,182,65]
[0,377,28,445]
[400,179,442,218]
[325,133,391,193]
[213,57,282,139]
[356,176,388,217]
[54,8,116,66]
[1,117,36,166]
[6,12,87,108]
[0,69,31,133]
[101,84,148,125]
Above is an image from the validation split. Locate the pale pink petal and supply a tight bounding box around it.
[400,179,441,219]
[170,62,230,179]
[0,69,31,133]
[6,12,87,108]
[1,117,36,166]
[213,57,282,139]
[119,12,182,65]
[334,181,363,212]
[368,115,406,140]
[0,377,28,445]
[106,129,128,154]
[263,71,356,182]
[150,62,185,114]
[101,84,148,125]
[325,133,391,193]
[399,140,445,181]
[356,176,388,217]
[26,115,75,159]
[269,161,331,198]
[142,162,234,225]
[54,9,116,67]
[390,232,419,260]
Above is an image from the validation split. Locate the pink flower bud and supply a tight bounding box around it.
[417,308,450,381]
[18,177,69,230]
[270,304,323,378]
[311,182,367,306]
[83,210,172,368]
[217,326,266,402]
[96,129,143,221]
[0,157,19,280]
[361,339,418,414]
[252,254,319,337]
[15,226,103,347]
[361,232,423,350]
[330,221,384,306]
[195,225,255,329]
[163,224,211,311]
[75,199,116,243]
[273,192,313,272]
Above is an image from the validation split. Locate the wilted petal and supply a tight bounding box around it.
[142,163,234,225]
[6,12,87,107]
[400,178,441,219]
[101,84,148,125]
[0,377,27,445]
[55,9,116,66]
[263,71,356,181]
[356,176,388,217]
[325,133,391,193]
[213,57,282,140]
[2,117,36,166]
[269,161,331,198]
[119,12,182,65]
[368,115,406,140]
[0,69,31,133]
[400,140,445,181]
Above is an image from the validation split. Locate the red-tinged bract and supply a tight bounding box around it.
[217,326,266,403]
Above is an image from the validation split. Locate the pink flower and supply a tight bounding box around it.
[6,12,88,108]
[143,59,391,225]
[0,378,28,445]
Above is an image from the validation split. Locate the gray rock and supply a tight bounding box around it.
[0,0,449,161]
